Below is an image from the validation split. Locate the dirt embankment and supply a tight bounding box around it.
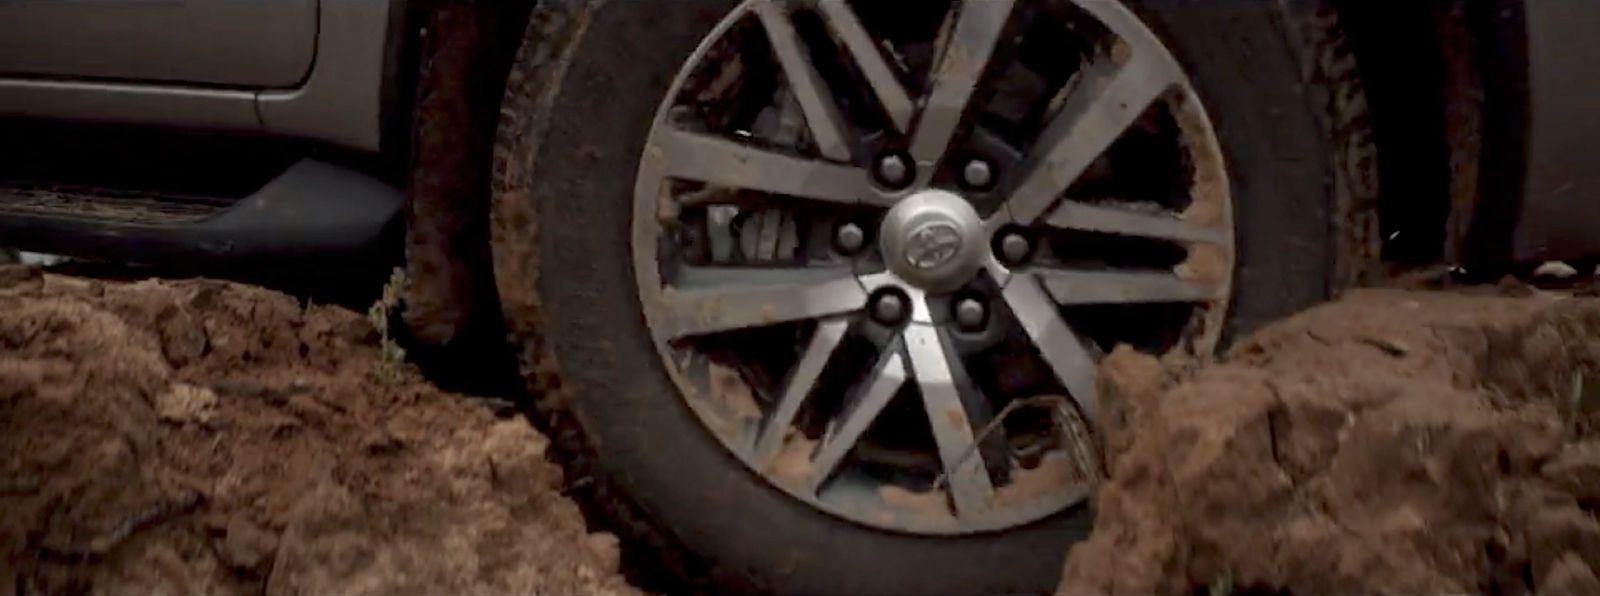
[0,267,634,594]
[1062,289,1600,595]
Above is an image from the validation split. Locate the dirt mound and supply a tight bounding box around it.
[0,267,634,594]
[1061,289,1600,595]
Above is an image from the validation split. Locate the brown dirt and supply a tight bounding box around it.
[0,267,634,595]
[1061,288,1600,595]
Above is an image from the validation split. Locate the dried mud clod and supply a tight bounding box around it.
[1061,289,1600,595]
[0,268,634,595]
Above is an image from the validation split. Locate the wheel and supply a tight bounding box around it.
[491,0,1358,592]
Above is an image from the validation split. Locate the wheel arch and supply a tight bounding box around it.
[396,0,537,393]
[1325,0,1531,276]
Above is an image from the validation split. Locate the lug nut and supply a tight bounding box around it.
[961,159,994,189]
[834,222,866,255]
[875,154,912,188]
[954,298,986,331]
[871,291,908,325]
[999,232,1032,265]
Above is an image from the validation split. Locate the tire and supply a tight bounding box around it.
[489,0,1362,592]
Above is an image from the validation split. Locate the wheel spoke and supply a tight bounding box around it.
[808,340,908,492]
[1001,275,1099,424]
[755,0,854,162]
[1001,53,1180,224]
[658,272,865,339]
[752,319,851,464]
[655,128,875,205]
[907,0,1016,168]
[816,0,915,132]
[1040,200,1229,244]
[904,323,995,517]
[676,265,857,288]
[1033,269,1223,305]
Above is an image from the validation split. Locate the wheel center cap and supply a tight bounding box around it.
[905,221,964,270]
[879,189,986,292]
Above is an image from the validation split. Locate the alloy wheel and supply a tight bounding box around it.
[630,0,1233,534]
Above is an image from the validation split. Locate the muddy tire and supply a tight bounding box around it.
[490,0,1365,592]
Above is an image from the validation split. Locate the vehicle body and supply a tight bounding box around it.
[2,0,1594,592]
[0,0,406,274]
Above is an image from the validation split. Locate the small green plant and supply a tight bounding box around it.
[368,268,408,384]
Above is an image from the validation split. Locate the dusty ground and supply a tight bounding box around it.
[11,258,1600,596]
[1062,287,1600,594]
[0,267,634,595]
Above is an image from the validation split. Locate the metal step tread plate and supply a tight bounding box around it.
[0,159,403,268]
[0,186,227,225]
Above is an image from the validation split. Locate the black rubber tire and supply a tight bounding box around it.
[490,0,1348,592]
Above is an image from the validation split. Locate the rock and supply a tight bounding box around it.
[156,304,207,369]
[154,383,218,424]
[219,516,279,572]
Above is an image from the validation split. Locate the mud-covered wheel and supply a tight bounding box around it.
[491,0,1360,592]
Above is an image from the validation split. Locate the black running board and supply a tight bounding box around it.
[0,159,403,272]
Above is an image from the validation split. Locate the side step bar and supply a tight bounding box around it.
[0,159,403,271]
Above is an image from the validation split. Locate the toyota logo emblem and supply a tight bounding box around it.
[904,222,964,270]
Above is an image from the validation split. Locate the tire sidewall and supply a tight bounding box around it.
[1126,0,1335,338]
